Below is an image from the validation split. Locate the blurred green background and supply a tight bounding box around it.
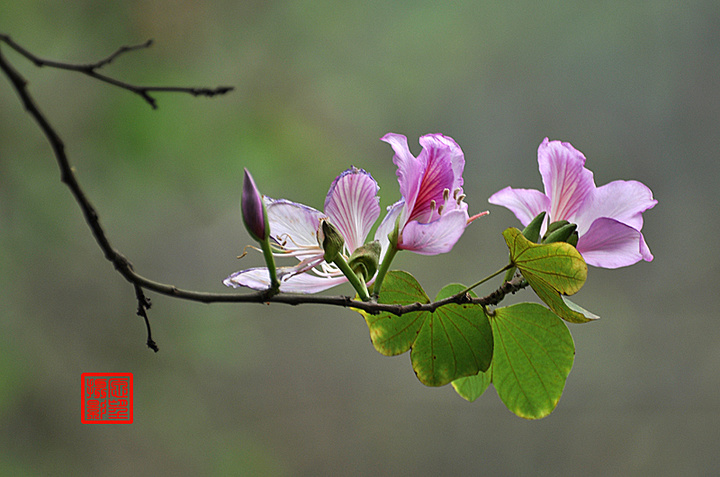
[1,1,718,475]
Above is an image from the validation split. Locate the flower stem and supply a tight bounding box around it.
[260,237,280,291]
[371,243,398,297]
[461,263,514,295]
[333,254,371,301]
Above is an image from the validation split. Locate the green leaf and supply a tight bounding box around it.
[359,272,493,387]
[361,270,429,356]
[452,369,491,402]
[490,303,575,419]
[503,227,592,323]
[412,284,493,387]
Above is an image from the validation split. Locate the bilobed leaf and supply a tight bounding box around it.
[503,228,592,323]
[361,270,428,356]
[490,303,575,419]
[411,284,493,387]
[358,272,493,387]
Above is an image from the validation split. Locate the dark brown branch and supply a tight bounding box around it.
[0,35,527,352]
[134,284,158,352]
[0,34,233,109]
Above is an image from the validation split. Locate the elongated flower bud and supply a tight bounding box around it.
[319,219,345,262]
[522,211,546,243]
[241,168,269,242]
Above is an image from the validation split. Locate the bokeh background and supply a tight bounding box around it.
[1,1,719,475]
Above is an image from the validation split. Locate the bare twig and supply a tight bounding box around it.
[134,284,158,352]
[0,34,233,108]
[0,35,524,350]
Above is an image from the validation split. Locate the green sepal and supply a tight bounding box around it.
[348,240,381,282]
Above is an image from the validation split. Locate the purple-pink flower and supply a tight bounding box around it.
[374,133,485,255]
[224,167,381,293]
[488,138,657,268]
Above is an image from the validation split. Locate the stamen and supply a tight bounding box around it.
[443,188,450,202]
[467,210,490,224]
[456,193,466,205]
[430,199,436,212]
[438,204,444,215]
[235,244,255,259]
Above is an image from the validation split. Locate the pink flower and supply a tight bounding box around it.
[225,167,381,293]
[488,138,657,268]
[374,133,485,255]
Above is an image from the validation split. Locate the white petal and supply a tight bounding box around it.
[265,198,324,258]
[324,167,380,252]
[224,267,349,293]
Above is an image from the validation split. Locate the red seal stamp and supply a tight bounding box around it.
[81,373,133,424]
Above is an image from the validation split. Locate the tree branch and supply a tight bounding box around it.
[0,34,233,109]
[1,35,524,350]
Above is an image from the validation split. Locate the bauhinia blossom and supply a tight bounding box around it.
[224,166,381,293]
[374,133,486,256]
[488,138,657,268]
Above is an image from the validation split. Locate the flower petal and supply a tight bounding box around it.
[382,133,422,220]
[374,200,404,259]
[399,208,469,255]
[224,267,348,293]
[265,198,324,258]
[574,179,657,235]
[409,134,463,223]
[419,134,465,191]
[488,186,550,226]
[576,217,651,268]
[324,167,380,253]
[538,138,595,223]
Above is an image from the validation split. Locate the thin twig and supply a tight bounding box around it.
[134,284,158,352]
[0,34,233,108]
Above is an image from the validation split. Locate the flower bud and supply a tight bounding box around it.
[319,219,345,262]
[542,222,577,244]
[348,240,381,282]
[543,220,570,239]
[566,230,579,247]
[522,211,546,243]
[241,168,269,242]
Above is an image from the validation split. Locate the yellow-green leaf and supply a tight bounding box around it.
[503,227,592,323]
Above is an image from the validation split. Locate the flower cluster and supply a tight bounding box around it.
[225,133,483,295]
[225,135,656,297]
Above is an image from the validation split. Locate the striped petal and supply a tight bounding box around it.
[324,167,380,253]
[538,138,595,223]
